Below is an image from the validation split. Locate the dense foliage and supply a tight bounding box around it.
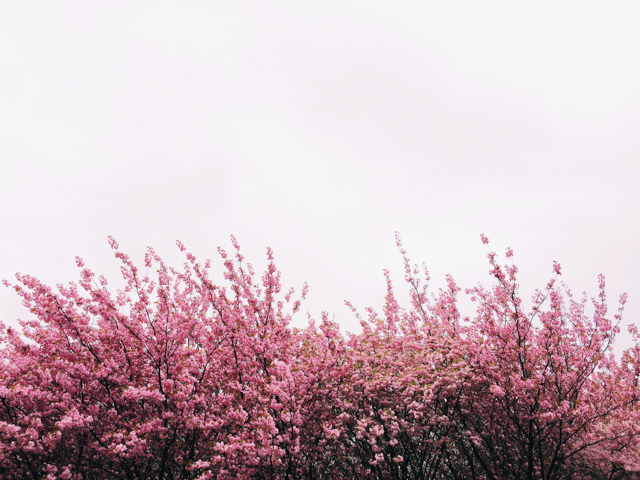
[1,235,639,479]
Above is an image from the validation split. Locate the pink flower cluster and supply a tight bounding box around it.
[1,235,639,479]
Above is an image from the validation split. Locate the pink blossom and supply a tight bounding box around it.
[0,236,637,479]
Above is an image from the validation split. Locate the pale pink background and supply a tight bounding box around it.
[1,2,639,351]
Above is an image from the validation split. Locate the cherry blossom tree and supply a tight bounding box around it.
[443,236,639,479]
[0,237,340,479]
[1,234,639,479]
[322,235,640,479]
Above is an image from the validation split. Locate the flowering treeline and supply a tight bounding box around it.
[1,235,639,479]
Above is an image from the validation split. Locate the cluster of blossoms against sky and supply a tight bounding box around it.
[1,234,639,479]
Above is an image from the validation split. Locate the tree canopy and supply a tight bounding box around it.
[1,235,639,479]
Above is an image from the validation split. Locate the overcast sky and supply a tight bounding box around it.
[1,1,639,349]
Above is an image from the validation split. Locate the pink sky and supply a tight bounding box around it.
[1,2,639,350]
